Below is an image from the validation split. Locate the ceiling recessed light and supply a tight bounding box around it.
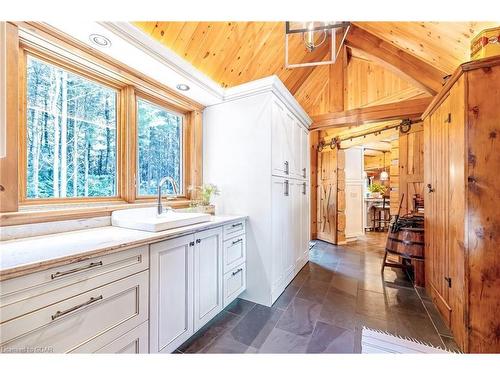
[89,34,112,48]
[176,84,190,91]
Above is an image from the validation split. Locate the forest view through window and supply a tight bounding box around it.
[137,99,182,196]
[26,56,117,199]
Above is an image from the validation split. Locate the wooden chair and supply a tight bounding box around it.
[372,197,391,231]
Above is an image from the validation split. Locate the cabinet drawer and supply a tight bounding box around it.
[91,321,149,354]
[223,234,246,273]
[223,220,245,240]
[223,264,246,308]
[1,246,148,322]
[0,271,148,353]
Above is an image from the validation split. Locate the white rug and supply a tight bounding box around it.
[361,327,453,354]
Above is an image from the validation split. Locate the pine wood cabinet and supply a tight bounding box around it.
[423,56,500,353]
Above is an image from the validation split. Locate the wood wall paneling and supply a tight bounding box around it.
[389,139,399,215]
[353,22,500,75]
[398,122,424,214]
[466,64,500,353]
[345,25,446,95]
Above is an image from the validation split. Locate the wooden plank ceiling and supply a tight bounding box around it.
[134,21,499,118]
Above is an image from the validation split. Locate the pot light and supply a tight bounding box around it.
[176,83,190,91]
[89,34,112,48]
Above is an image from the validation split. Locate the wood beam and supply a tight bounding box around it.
[345,25,446,96]
[285,41,331,95]
[328,45,347,112]
[310,97,432,130]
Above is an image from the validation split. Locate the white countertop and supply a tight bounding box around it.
[0,215,246,281]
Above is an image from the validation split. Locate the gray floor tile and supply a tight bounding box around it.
[225,298,256,317]
[177,310,241,353]
[273,284,300,310]
[306,321,355,353]
[276,297,322,336]
[259,328,310,353]
[228,303,283,348]
[319,290,357,330]
[295,278,330,303]
[330,274,358,297]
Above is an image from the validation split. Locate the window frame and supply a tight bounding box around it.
[1,22,204,223]
[134,92,187,199]
[19,47,126,204]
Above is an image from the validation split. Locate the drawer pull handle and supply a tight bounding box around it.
[231,223,243,228]
[51,295,103,321]
[302,167,307,178]
[232,268,243,276]
[284,161,289,175]
[232,239,243,245]
[51,261,103,279]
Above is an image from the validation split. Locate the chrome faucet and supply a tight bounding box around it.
[157,176,180,215]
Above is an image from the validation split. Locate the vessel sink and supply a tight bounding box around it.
[111,207,211,232]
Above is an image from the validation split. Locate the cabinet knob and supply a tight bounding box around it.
[189,241,195,247]
[427,183,435,193]
[196,239,201,244]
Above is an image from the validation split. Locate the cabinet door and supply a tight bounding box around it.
[194,227,223,331]
[150,234,194,353]
[300,128,309,180]
[271,101,289,177]
[289,117,302,178]
[271,176,289,293]
[426,97,451,323]
[290,180,302,266]
[301,181,310,262]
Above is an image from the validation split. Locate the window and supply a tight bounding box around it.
[25,55,118,199]
[137,98,183,196]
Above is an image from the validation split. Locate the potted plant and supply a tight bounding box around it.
[368,183,387,198]
[188,183,220,215]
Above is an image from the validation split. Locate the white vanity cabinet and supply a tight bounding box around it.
[149,220,246,353]
[0,246,150,353]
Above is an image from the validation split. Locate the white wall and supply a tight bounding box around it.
[344,147,365,240]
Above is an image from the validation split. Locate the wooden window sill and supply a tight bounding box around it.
[0,199,193,227]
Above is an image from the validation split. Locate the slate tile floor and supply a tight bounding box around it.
[177,232,459,353]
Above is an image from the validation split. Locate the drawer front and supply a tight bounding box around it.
[91,321,149,354]
[223,220,245,240]
[223,264,246,308]
[0,271,148,353]
[223,234,246,273]
[1,246,148,322]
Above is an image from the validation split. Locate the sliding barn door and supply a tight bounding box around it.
[317,149,338,244]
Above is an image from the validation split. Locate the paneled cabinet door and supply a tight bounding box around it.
[193,227,223,331]
[150,234,194,353]
[301,181,310,261]
[271,101,289,177]
[290,180,302,266]
[271,176,287,292]
[300,127,309,180]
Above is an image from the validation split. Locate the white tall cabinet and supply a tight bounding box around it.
[203,76,311,306]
